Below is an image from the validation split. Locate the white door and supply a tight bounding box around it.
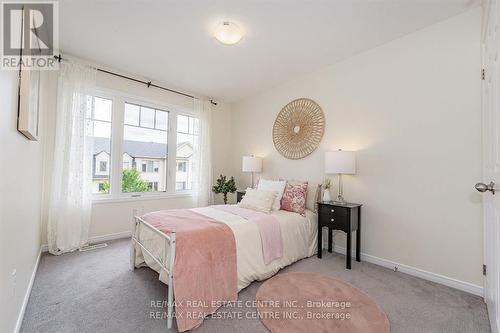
[480,1,500,332]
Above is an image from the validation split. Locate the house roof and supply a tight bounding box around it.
[93,137,167,158]
[93,137,192,158]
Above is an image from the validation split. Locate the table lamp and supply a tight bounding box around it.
[325,150,356,203]
[242,155,262,188]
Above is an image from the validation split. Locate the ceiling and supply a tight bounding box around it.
[59,0,480,103]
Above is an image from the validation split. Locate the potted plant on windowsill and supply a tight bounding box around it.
[212,175,237,204]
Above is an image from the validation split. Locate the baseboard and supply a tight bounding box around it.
[14,247,42,333]
[41,231,132,253]
[87,231,132,245]
[332,244,484,297]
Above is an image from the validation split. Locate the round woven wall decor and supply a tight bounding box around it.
[273,98,325,159]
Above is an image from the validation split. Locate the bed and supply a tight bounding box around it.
[130,204,318,331]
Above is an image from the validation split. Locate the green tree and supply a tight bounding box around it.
[101,168,152,193]
[212,174,237,204]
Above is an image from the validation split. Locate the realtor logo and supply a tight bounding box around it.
[1,1,58,70]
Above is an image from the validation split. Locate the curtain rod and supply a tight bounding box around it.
[53,55,217,106]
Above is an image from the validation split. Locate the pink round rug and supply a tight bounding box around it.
[255,272,390,333]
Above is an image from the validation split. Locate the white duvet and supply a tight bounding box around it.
[134,206,318,291]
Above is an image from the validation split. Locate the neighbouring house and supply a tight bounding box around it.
[92,137,193,193]
[175,141,195,190]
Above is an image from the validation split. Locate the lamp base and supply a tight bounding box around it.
[334,174,347,204]
[333,195,347,204]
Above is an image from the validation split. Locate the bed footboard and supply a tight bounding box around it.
[131,215,176,330]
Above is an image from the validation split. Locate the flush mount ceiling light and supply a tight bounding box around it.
[214,21,244,45]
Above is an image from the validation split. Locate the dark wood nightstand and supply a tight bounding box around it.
[317,201,362,269]
[236,190,246,203]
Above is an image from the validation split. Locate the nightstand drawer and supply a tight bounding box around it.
[319,205,348,217]
[319,214,348,230]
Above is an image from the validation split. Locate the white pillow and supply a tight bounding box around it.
[238,188,277,213]
[257,179,286,211]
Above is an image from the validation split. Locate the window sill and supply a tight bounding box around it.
[92,192,195,205]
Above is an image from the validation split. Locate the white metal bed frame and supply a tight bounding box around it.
[130,215,177,330]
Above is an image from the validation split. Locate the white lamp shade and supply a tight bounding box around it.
[325,150,356,174]
[242,156,262,173]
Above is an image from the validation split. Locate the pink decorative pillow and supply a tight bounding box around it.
[281,182,308,216]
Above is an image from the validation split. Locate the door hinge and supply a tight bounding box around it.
[482,68,486,80]
[483,264,487,276]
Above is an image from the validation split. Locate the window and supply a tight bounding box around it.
[89,91,200,199]
[176,181,187,191]
[99,161,107,172]
[176,115,198,191]
[124,103,168,131]
[123,103,168,193]
[86,96,112,194]
[177,161,187,172]
[140,160,159,173]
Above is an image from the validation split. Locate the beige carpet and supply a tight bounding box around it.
[256,272,389,333]
[20,239,490,333]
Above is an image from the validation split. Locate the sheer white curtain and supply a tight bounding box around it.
[47,61,96,255]
[193,99,213,207]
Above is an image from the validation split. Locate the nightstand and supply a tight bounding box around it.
[236,190,246,203]
[317,201,362,269]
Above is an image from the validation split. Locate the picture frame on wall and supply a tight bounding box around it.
[17,6,41,141]
[18,63,41,141]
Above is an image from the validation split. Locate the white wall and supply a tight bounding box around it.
[231,9,483,286]
[0,69,53,332]
[211,101,236,204]
[41,67,234,243]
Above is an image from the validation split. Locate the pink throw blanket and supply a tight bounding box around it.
[141,209,237,332]
[213,205,283,264]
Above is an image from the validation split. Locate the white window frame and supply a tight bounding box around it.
[88,94,114,196]
[91,88,197,202]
